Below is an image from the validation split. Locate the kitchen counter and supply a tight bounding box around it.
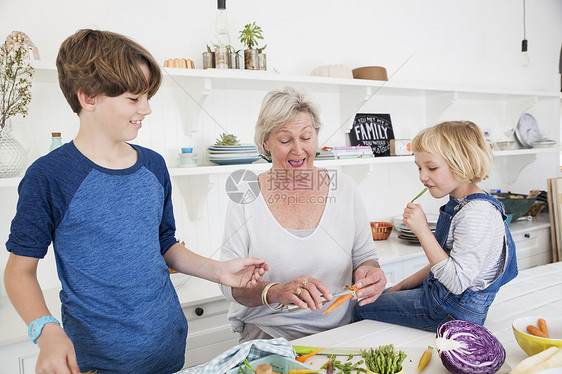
[291,261,562,373]
[0,214,551,348]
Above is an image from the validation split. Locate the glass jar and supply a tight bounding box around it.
[49,132,62,152]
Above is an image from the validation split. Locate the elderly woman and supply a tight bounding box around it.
[219,87,386,342]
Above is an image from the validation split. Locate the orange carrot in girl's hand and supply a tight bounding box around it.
[527,325,549,338]
[296,348,324,363]
[538,318,549,337]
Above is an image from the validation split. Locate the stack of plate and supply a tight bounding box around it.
[393,215,438,243]
[207,144,261,165]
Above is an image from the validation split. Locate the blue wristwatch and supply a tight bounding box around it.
[28,316,60,344]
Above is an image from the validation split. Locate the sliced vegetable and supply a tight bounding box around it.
[296,348,324,363]
[435,320,505,374]
[527,325,549,338]
[538,318,549,337]
[322,286,358,315]
[417,346,433,371]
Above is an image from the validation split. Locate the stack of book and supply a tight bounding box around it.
[316,146,374,160]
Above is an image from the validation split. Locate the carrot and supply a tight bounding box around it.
[538,318,550,337]
[527,325,549,338]
[322,285,358,315]
[296,348,324,363]
[322,293,353,314]
[417,346,433,371]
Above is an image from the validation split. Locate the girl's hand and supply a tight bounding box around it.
[403,202,431,237]
[219,258,269,288]
[270,276,331,312]
[353,265,387,306]
[35,324,80,374]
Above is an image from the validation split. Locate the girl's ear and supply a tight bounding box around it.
[77,89,96,112]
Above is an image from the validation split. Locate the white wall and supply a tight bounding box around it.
[1,0,561,294]
[1,0,561,90]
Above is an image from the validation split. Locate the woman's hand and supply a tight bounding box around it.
[403,202,431,237]
[270,276,332,312]
[218,258,269,288]
[35,324,80,374]
[353,263,387,306]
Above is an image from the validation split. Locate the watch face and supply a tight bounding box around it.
[29,321,39,337]
[515,113,540,148]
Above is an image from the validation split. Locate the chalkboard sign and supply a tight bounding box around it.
[349,113,395,157]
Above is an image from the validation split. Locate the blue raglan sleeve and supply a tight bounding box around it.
[7,163,59,258]
[140,146,177,255]
[159,165,177,255]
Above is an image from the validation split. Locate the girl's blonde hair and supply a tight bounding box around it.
[254,87,322,158]
[412,121,493,183]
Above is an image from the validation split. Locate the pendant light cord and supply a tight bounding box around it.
[522,0,527,39]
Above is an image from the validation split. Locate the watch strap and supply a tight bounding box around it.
[28,316,60,344]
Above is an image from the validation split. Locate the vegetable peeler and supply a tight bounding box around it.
[284,286,356,312]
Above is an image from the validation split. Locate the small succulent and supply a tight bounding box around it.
[239,22,263,50]
[214,132,240,146]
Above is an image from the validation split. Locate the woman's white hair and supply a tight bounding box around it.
[254,86,322,158]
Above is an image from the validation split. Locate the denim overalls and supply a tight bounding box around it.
[353,193,518,332]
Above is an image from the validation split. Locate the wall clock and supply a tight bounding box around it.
[515,113,540,148]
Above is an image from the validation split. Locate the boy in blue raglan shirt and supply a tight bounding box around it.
[4,29,268,374]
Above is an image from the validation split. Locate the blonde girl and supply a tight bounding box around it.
[353,121,517,331]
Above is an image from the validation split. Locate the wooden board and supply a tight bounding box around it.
[302,347,511,374]
[547,178,562,263]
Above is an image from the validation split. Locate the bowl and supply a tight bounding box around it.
[512,316,562,356]
[492,193,536,222]
[352,66,388,81]
[370,222,393,240]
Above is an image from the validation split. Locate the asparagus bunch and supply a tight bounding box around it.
[361,345,407,374]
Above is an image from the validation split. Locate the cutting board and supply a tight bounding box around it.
[302,347,511,374]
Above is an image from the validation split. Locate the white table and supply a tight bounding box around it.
[291,261,562,373]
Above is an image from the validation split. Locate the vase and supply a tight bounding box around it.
[258,53,267,71]
[202,51,215,69]
[244,49,259,70]
[0,119,27,178]
[214,46,229,69]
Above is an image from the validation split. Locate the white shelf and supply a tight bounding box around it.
[1,147,558,188]
[30,60,559,99]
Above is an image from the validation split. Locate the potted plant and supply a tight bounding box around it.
[214,43,229,69]
[202,44,215,69]
[227,45,241,69]
[0,40,34,177]
[257,44,267,71]
[238,22,263,70]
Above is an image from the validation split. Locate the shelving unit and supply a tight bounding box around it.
[1,62,559,373]
[3,63,560,218]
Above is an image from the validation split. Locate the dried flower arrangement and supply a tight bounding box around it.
[0,41,34,133]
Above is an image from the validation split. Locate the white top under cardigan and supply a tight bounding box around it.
[219,173,379,341]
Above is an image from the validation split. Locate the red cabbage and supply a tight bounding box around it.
[435,320,505,374]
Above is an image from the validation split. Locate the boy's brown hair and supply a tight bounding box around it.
[412,121,494,183]
[56,29,162,114]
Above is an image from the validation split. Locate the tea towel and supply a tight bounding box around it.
[176,337,296,374]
